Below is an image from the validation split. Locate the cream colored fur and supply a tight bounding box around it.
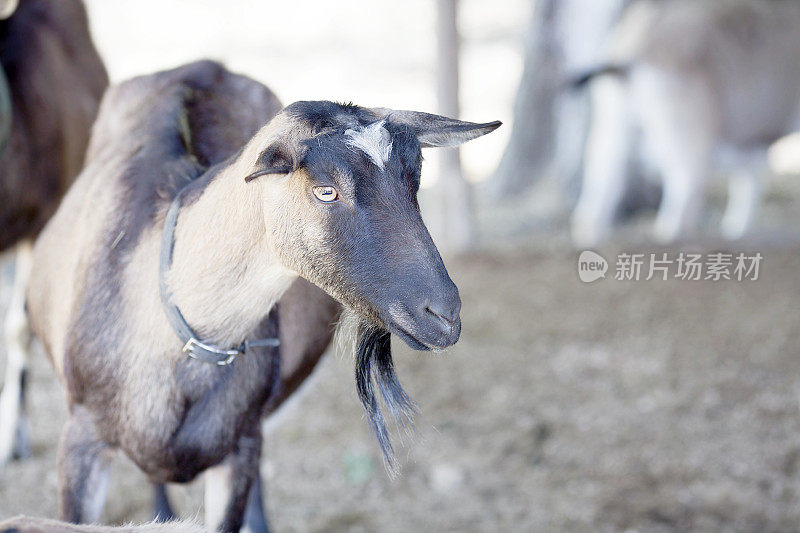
[0,515,204,533]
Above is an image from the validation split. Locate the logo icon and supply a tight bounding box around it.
[578,251,608,283]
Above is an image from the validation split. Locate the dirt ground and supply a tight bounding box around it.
[1,228,800,532]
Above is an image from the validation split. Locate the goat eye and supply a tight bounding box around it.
[312,185,338,202]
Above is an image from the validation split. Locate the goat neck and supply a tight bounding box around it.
[163,151,298,350]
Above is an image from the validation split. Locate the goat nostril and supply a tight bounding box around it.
[425,305,457,328]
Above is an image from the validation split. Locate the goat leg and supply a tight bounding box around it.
[57,407,112,523]
[153,469,270,532]
[0,240,34,465]
[243,475,270,533]
[204,426,262,533]
[152,483,176,522]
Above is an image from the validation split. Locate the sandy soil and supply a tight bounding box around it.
[1,236,800,532]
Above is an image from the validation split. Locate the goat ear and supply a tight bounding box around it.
[373,108,501,148]
[244,143,297,182]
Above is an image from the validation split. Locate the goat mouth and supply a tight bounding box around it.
[385,321,440,352]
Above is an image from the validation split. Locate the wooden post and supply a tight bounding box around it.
[434,0,475,252]
[488,0,559,200]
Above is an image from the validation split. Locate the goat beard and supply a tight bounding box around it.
[355,322,418,476]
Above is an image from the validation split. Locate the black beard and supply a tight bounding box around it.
[355,323,418,475]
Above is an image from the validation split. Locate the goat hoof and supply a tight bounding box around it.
[12,416,31,460]
[152,484,176,523]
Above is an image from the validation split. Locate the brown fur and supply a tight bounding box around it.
[271,278,340,409]
[0,0,107,469]
[0,0,107,252]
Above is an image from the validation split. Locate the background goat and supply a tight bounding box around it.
[570,0,800,247]
[24,61,499,531]
[0,0,107,464]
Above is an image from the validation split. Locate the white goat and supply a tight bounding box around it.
[571,0,800,247]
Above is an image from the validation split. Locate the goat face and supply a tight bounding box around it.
[247,101,500,351]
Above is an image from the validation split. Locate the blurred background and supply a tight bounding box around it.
[2,0,800,531]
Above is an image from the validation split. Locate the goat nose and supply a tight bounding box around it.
[424,296,461,328]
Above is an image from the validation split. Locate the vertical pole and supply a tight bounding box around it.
[435,0,474,251]
[488,0,559,200]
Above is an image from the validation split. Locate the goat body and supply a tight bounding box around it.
[0,0,107,465]
[31,60,285,479]
[26,60,498,530]
[571,0,800,246]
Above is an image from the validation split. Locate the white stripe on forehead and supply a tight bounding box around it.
[344,119,393,170]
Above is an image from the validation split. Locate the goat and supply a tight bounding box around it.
[570,0,800,247]
[24,60,500,531]
[0,516,203,533]
[0,0,107,463]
